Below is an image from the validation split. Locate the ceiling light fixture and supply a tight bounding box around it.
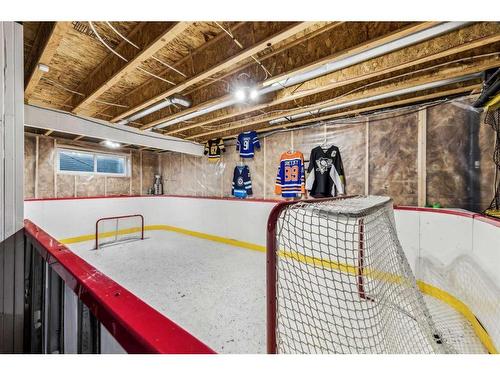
[235,88,247,102]
[101,140,121,149]
[38,63,50,73]
[152,22,470,130]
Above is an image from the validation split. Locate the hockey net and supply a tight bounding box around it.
[95,214,144,249]
[267,195,452,354]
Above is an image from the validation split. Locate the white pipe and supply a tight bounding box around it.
[122,94,192,124]
[152,22,470,130]
[269,72,482,125]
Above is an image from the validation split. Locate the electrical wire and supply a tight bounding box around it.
[136,66,175,85]
[88,21,128,62]
[214,21,272,80]
[41,77,85,96]
[209,52,498,130]
[94,99,129,108]
[105,21,140,50]
[151,56,187,78]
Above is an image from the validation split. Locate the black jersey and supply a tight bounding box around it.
[305,145,345,198]
[204,138,225,161]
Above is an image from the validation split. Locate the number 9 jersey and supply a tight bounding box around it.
[275,151,306,198]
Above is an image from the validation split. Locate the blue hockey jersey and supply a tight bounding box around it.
[275,151,305,198]
[236,131,260,158]
[232,165,253,198]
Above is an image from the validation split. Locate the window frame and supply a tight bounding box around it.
[56,147,130,177]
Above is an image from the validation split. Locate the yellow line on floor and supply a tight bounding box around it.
[60,224,497,354]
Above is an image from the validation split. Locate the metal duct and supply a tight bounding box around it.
[120,94,192,125]
[153,22,470,130]
[269,72,482,125]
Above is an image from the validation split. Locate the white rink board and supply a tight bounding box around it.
[25,196,500,352]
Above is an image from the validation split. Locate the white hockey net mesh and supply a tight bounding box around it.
[96,215,144,249]
[272,196,452,354]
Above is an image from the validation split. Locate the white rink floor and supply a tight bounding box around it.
[69,230,486,354]
[70,230,266,353]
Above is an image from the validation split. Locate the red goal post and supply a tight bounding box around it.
[95,214,145,249]
[266,195,358,353]
[266,195,448,354]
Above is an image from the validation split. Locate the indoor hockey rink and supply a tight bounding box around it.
[24,195,500,354]
[2,18,500,362]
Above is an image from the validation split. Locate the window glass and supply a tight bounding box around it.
[58,149,128,176]
[96,155,125,174]
[59,150,94,172]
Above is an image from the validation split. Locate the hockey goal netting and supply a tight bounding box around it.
[267,195,452,354]
[95,214,145,249]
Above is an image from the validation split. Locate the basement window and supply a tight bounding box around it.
[57,148,129,176]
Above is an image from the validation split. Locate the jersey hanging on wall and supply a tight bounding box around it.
[204,138,225,161]
[275,151,305,198]
[236,131,260,158]
[306,145,346,198]
[232,165,253,198]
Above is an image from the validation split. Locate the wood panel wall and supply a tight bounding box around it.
[159,100,496,210]
[23,135,160,199]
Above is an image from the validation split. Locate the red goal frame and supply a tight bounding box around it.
[266,195,366,354]
[95,214,145,249]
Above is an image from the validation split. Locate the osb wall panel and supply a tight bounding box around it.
[161,152,182,195]
[37,137,56,198]
[24,137,36,199]
[76,175,105,197]
[141,152,158,194]
[197,157,224,197]
[222,146,243,198]
[426,103,469,208]
[479,114,497,209]
[327,123,366,196]
[24,137,159,199]
[369,112,418,206]
[56,174,75,198]
[106,177,130,196]
[130,150,142,195]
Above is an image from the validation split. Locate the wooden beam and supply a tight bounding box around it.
[157,22,438,133]
[417,108,427,207]
[182,22,343,97]
[111,22,316,122]
[73,135,84,141]
[24,22,54,88]
[96,23,247,120]
[44,129,53,136]
[163,24,500,135]
[25,22,72,100]
[219,84,481,141]
[188,55,497,140]
[71,22,191,114]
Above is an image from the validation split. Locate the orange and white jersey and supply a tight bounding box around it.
[275,151,305,198]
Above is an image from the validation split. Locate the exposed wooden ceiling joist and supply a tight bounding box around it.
[25,22,72,101]
[110,22,317,123]
[147,22,438,132]
[187,55,499,140]
[93,22,247,120]
[234,84,482,139]
[70,22,190,115]
[165,23,500,137]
